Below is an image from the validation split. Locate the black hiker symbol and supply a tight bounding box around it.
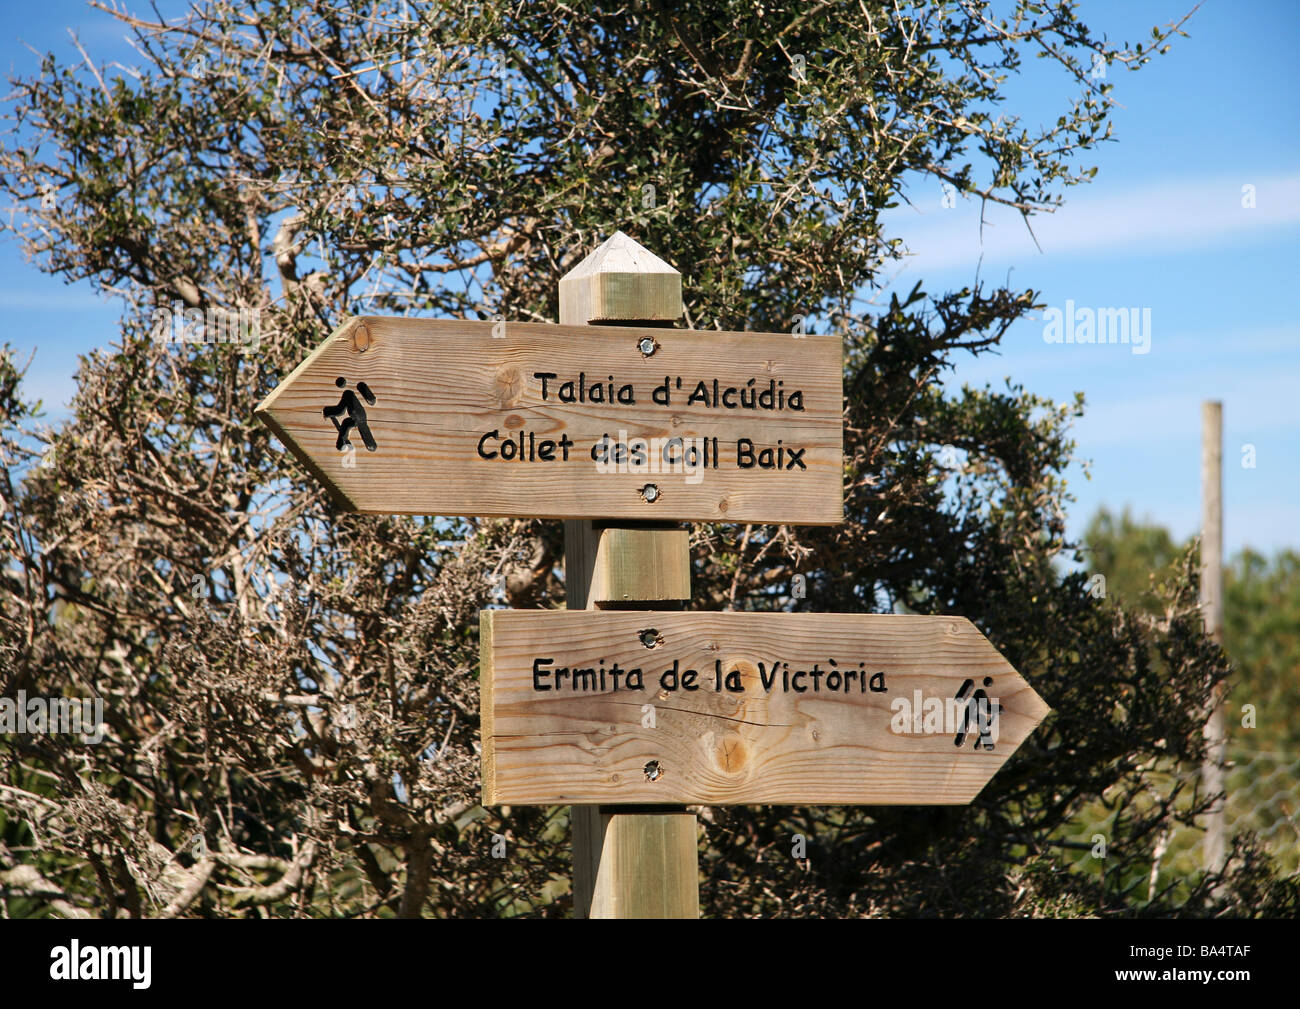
[323,377,377,452]
[952,676,999,751]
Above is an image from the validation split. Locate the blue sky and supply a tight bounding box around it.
[2,1,1297,557]
[880,1,1300,558]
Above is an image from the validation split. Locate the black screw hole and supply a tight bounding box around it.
[639,628,660,648]
[644,760,662,782]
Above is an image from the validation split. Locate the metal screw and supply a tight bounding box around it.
[637,336,657,356]
[644,760,662,782]
[641,483,660,502]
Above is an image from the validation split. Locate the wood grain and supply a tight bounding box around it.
[480,610,1051,806]
[558,230,682,325]
[572,807,699,918]
[255,316,843,524]
[559,232,699,918]
[586,526,691,607]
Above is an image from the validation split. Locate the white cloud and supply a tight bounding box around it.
[886,173,1300,271]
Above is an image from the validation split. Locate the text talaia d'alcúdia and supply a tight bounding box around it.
[532,372,807,411]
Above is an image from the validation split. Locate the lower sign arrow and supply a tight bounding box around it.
[480,610,1050,805]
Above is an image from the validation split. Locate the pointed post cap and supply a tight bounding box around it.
[558,231,682,326]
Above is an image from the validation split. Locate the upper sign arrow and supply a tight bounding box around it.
[255,316,843,524]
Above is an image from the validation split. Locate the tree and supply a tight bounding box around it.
[1083,507,1182,604]
[1084,507,1300,878]
[2,0,1293,917]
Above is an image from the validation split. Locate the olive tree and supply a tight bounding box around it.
[1,0,1293,917]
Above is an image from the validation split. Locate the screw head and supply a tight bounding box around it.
[641,483,660,502]
[637,336,657,356]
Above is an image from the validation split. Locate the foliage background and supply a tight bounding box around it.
[0,0,1294,917]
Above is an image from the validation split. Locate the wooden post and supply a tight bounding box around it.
[1201,400,1226,878]
[560,232,699,918]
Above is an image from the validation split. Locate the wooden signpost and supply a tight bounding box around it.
[258,231,1050,920]
[481,610,1049,806]
[255,319,843,523]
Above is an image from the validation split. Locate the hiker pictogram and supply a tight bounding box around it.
[323,377,377,452]
[952,676,999,751]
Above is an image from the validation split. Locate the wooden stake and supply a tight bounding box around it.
[561,232,699,918]
[1201,401,1226,878]
[571,807,699,918]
